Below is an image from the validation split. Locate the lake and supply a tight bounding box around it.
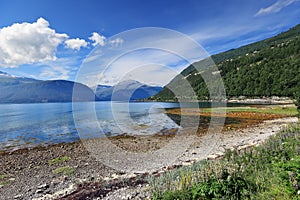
[0,102,182,151]
[0,101,235,151]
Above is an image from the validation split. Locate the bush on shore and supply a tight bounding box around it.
[149,125,300,200]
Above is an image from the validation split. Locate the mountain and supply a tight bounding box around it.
[95,84,113,101]
[95,80,162,101]
[0,71,39,86]
[152,24,300,101]
[0,72,97,103]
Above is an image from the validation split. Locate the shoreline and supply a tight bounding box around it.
[141,97,294,105]
[0,100,295,153]
[0,111,298,199]
[1,104,293,155]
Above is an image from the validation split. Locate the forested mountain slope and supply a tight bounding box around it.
[153,24,300,101]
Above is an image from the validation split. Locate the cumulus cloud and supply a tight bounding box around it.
[65,38,88,50]
[0,17,68,67]
[89,32,106,46]
[255,0,299,16]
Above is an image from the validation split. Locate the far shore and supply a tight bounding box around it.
[140,96,294,105]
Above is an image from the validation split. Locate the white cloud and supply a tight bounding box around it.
[40,65,71,80]
[191,24,260,43]
[255,0,299,16]
[109,38,124,46]
[0,18,68,67]
[89,32,106,46]
[65,38,88,50]
[119,64,179,86]
[100,50,188,86]
[81,49,191,87]
[36,55,83,81]
[78,28,209,87]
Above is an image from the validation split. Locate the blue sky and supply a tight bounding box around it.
[0,0,299,86]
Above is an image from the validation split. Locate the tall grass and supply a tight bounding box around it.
[203,106,297,116]
[149,125,300,199]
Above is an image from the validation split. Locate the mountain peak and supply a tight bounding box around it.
[115,79,143,87]
[0,71,10,76]
[0,71,23,79]
[96,79,162,101]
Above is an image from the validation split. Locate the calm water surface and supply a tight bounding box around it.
[0,102,181,151]
[0,101,239,151]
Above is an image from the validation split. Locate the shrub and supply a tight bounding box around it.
[150,125,300,200]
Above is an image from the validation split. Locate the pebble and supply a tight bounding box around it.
[35,189,43,194]
[237,144,250,151]
[13,194,22,199]
[37,183,49,189]
[207,154,219,160]
[182,160,195,166]
[215,151,225,156]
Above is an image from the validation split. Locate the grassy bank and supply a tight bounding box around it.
[149,124,300,200]
[203,105,297,116]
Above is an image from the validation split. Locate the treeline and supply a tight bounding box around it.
[152,24,300,101]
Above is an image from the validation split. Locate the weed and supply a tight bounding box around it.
[150,124,300,199]
[53,166,74,176]
[49,156,71,165]
[204,106,297,116]
[0,174,6,179]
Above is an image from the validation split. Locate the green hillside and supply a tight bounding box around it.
[152,24,300,101]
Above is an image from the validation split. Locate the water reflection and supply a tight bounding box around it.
[0,102,180,151]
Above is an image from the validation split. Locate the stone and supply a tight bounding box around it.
[166,165,174,170]
[35,189,43,194]
[237,144,250,151]
[207,154,219,160]
[182,161,194,166]
[13,194,22,199]
[37,183,49,189]
[215,151,225,157]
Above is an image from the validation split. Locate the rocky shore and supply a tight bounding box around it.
[0,111,298,199]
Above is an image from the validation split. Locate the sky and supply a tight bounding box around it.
[0,0,299,86]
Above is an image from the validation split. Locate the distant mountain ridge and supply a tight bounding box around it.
[96,80,162,101]
[0,72,162,103]
[0,72,97,103]
[0,71,39,86]
[153,24,300,101]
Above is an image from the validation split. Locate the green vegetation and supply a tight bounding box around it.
[0,174,6,179]
[53,166,74,176]
[293,93,300,117]
[49,156,74,176]
[49,156,71,165]
[0,174,10,187]
[203,106,297,116]
[152,24,300,101]
[149,125,300,199]
[0,180,10,187]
